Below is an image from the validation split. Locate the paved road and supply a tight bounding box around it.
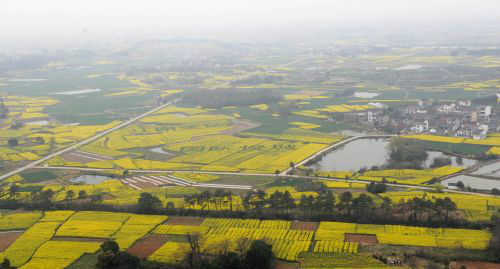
[33,163,497,197]
[0,100,177,181]
[0,59,292,182]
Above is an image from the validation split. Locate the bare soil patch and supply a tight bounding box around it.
[127,235,169,258]
[290,221,318,231]
[166,216,205,226]
[345,233,378,244]
[0,231,23,252]
[450,261,500,269]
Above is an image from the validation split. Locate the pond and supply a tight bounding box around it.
[308,138,477,172]
[353,92,379,99]
[53,88,101,95]
[472,161,500,176]
[25,120,49,126]
[149,147,175,156]
[442,175,500,191]
[9,78,48,82]
[70,175,112,184]
[393,64,423,71]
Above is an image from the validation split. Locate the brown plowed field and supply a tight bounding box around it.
[165,216,205,226]
[127,235,169,258]
[290,221,318,231]
[344,233,378,244]
[0,231,23,252]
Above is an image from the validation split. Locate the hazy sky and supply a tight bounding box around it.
[1,0,499,44]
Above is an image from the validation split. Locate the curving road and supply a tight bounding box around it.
[0,60,302,182]
[32,164,497,197]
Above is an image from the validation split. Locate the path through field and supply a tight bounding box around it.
[0,99,177,181]
[0,59,296,182]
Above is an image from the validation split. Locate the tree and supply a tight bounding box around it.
[0,258,14,269]
[338,191,353,216]
[185,233,203,268]
[137,192,162,214]
[166,201,175,212]
[9,184,19,199]
[434,183,444,193]
[97,241,140,269]
[299,195,311,217]
[281,191,295,215]
[380,197,392,217]
[35,136,45,144]
[492,188,500,196]
[489,220,500,260]
[211,251,241,269]
[435,197,456,224]
[7,138,18,147]
[65,190,75,203]
[456,181,465,190]
[430,157,452,168]
[352,194,375,221]
[78,190,87,200]
[31,189,55,209]
[323,191,336,215]
[243,240,274,269]
[386,138,428,169]
[366,182,387,194]
[101,240,119,254]
[275,170,280,176]
[0,103,8,119]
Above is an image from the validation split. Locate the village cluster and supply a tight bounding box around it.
[365,98,498,139]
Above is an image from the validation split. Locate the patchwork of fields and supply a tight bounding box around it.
[0,95,121,166]
[403,134,500,155]
[36,105,342,174]
[0,211,492,268]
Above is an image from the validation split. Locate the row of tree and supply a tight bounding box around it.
[0,183,482,229]
[179,89,282,109]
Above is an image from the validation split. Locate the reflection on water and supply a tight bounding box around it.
[309,138,476,172]
[70,175,112,184]
[442,175,500,191]
[472,161,500,175]
[149,147,174,156]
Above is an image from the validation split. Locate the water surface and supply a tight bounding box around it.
[442,175,500,190]
[309,138,476,172]
[70,175,112,184]
[53,88,101,95]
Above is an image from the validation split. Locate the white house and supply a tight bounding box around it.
[437,104,456,114]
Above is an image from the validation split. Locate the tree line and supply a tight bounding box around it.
[178,89,282,109]
[0,181,490,230]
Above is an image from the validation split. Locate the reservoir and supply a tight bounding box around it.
[442,175,500,191]
[308,138,476,172]
[70,175,112,184]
